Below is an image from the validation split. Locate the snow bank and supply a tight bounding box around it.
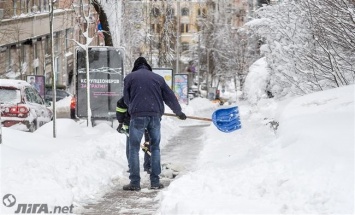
[0,99,200,214]
[0,120,127,214]
[158,85,354,214]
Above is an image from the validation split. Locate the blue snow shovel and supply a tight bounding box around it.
[164,106,241,133]
[212,106,241,132]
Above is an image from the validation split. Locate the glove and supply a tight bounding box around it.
[141,142,150,153]
[116,123,123,133]
[177,112,187,120]
[117,123,129,133]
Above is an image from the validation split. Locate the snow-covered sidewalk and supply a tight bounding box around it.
[1,85,354,214]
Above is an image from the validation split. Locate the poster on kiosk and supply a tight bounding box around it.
[152,68,173,89]
[75,47,124,122]
[173,74,189,105]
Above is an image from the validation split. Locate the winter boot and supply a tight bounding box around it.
[144,168,152,174]
[149,183,164,190]
[123,184,141,191]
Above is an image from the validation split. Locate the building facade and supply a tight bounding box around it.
[132,0,248,73]
[0,0,102,90]
[0,0,252,88]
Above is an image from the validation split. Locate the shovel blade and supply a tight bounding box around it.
[212,106,241,133]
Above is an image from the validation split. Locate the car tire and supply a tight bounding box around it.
[28,121,37,132]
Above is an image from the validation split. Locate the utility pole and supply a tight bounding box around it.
[176,0,180,74]
[197,33,201,95]
[0,102,2,144]
[115,0,121,47]
[206,48,209,99]
[50,0,56,138]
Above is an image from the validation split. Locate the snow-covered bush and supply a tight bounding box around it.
[243,57,270,105]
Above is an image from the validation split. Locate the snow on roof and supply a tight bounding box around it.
[0,79,30,89]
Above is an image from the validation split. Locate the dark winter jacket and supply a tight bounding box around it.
[123,60,182,119]
[116,97,130,126]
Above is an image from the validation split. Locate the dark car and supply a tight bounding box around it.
[45,87,71,102]
[0,79,53,132]
[45,86,76,119]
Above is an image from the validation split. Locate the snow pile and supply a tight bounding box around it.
[243,57,270,105]
[0,120,127,214]
[0,101,190,214]
[158,85,354,214]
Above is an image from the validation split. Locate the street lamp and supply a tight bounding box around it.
[176,0,181,74]
[50,0,57,138]
[206,48,210,98]
[0,102,2,144]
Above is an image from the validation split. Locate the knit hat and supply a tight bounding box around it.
[131,57,152,72]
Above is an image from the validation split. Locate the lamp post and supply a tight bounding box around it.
[206,48,210,99]
[50,0,56,138]
[176,0,180,74]
[197,33,201,95]
[0,102,2,144]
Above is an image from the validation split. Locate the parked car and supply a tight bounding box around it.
[44,86,77,119]
[0,79,53,132]
[45,86,71,102]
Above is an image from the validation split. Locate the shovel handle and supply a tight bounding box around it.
[163,113,212,122]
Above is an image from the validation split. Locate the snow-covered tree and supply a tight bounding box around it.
[156,2,177,68]
[245,0,355,98]
[197,0,259,93]
[121,1,147,72]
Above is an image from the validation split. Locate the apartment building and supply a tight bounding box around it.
[132,1,208,72]
[0,0,102,88]
[134,0,248,73]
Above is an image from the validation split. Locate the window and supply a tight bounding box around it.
[197,8,206,17]
[25,88,36,103]
[181,7,189,16]
[181,42,189,51]
[65,29,73,51]
[13,0,17,16]
[42,0,49,12]
[151,23,161,34]
[151,7,160,17]
[0,89,21,103]
[166,7,174,18]
[32,88,44,104]
[6,46,11,73]
[45,36,50,55]
[27,87,44,104]
[33,39,38,74]
[180,24,189,33]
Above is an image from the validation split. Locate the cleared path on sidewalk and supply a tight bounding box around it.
[77,123,208,215]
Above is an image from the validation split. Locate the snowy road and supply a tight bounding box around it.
[76,123,208,214]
